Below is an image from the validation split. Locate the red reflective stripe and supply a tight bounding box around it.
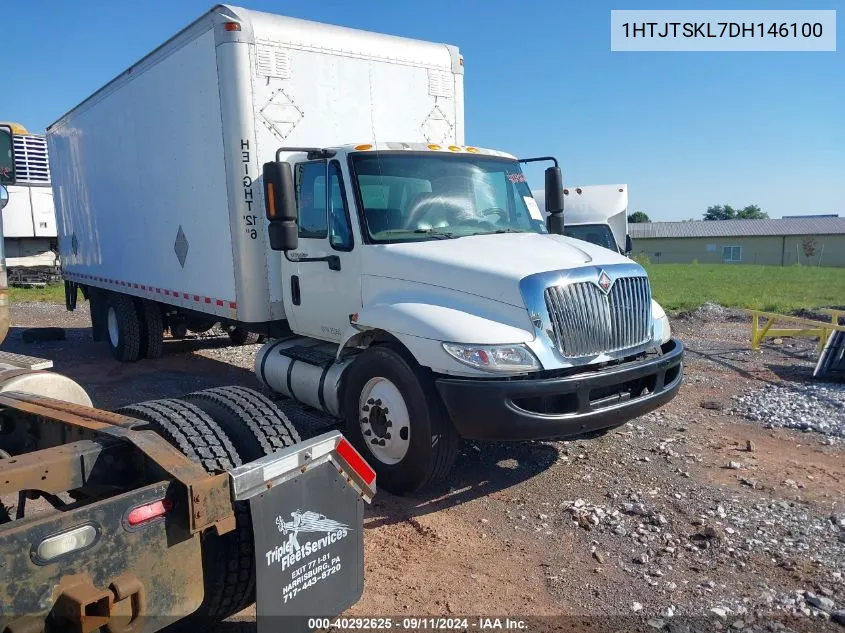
[336,438,376,486]
[217,300,224,306]
[229,302,237,309]
[205,297,211,304]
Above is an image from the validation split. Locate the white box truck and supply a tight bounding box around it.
[534,184,632,255]
[49,5,683,494]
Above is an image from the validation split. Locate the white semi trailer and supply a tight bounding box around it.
[0,123,59,285]
[534,184,632,255]
[49,5,683,494]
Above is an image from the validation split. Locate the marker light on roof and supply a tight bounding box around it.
[354,144,373,151]
[427,144,441,151]
[448,145,461,152]
[466,147,479,153]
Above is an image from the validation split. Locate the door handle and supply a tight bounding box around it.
[285,252,341,271]
[291,276,301,306]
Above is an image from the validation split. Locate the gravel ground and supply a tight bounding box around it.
[732,383,845,439]
[3,302,844,632]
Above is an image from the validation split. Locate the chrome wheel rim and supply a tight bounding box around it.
[107,306,119,348]
[358,377,410,465]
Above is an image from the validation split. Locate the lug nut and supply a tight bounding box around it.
[364,429,372,436]
[370,438,379,445]
[367,398,375,405]
[386,420,392,427]
[375,399,382,406]
[378,439,386,446]
[384,433,391,440]
[383,408,389,414]
[362,405,370,412]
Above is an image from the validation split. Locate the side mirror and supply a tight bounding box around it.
[0,126,15,186]
[0,184,8,210]
[263,161,298,251]
[624,234,633,256]
[544,166,564,234]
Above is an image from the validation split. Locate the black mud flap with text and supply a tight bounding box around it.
[250,461,365,633]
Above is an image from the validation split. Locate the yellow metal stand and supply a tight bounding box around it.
[748,309,845,355]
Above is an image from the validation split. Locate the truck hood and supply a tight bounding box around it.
[363,232,637,307]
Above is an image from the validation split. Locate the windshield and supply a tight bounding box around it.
[563,223,619,252]
[350,153,548,242]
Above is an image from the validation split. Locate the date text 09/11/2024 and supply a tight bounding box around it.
[621,22,824,39]
[306,618,528,630]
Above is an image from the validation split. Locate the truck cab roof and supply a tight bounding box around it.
[280,143,517,161]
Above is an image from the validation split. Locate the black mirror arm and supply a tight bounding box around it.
[284,251,341,271]
[518,156,559,167]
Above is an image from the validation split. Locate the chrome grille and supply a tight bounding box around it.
[544,276,652,358]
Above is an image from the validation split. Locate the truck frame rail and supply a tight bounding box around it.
[0,390,375,633]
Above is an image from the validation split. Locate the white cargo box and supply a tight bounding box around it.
[48,4,464,324]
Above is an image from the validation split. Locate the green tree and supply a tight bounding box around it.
[704,204,768,220]
[736,204,768,219]
[704,204,736,220]
[628,211,650,223]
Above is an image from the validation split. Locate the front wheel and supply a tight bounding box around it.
[343,346,458,495]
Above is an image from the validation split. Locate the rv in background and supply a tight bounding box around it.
[0,122,59,286]
[534,184,632,255]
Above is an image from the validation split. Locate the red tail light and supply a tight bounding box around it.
[127,499,172,526]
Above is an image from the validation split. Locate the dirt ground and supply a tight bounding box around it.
[4,302,844,630]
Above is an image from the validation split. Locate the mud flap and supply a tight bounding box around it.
[249,461,365,632]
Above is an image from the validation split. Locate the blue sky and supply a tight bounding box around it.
[3,0,842,221]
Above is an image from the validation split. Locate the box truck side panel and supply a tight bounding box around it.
[49,29,238,317]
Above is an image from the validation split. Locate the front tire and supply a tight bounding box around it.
[343,346,458,495]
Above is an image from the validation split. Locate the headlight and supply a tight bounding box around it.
[654,314,672,345]
[442,342,541,373]
[651,300,671,345]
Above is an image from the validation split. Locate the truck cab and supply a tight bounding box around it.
[259,143,683,493]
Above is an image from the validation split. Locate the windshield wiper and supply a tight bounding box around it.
[471,228,528,236]
[379,228,455,240]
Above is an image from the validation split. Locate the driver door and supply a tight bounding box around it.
[284,159,361,342]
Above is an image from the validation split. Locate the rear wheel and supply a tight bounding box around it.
[343,346,458,495]
[114,398,254,620]
[137,299,164,359]
[227,326,261,346]
[181,386,300,460]
[106,293,142,362]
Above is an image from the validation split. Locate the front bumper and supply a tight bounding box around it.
[435,339,684,441]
